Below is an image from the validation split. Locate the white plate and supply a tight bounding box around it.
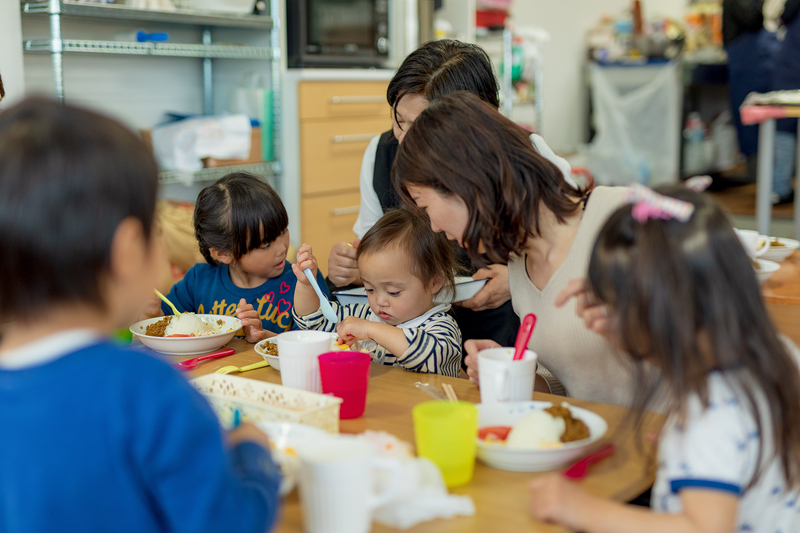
[758,237,800,262]
[476,401,608,472]
[129,315,241,355]
[334,276,488,306]
[256,421,339,495]
[753,258,781,284]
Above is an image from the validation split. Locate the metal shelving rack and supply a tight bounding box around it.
[20,0,282,186]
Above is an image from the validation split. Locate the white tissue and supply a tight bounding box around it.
[151,114,252,171]
[372,458,476,529]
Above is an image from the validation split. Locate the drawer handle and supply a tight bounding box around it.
[331,205,360,216]
[332,133,380,144]
[329,95,385,104]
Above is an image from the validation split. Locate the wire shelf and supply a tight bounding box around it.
[158,161,278,186]
[24,39,272,59]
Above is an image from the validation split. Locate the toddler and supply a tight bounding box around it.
[0,98,279,532]
[293,209,462,377]
[531,185,800,533]
[159,172,328,342]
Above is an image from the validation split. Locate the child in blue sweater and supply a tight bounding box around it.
[0,98,280,533]
[158,172,328,342]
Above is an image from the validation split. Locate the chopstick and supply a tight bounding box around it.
[442,383,458,402]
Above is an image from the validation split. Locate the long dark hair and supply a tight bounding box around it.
[357,208,456,300]
[588,185,800,488]
[387,40,499,131]
[393,92,585,267]
[194,172,288,265]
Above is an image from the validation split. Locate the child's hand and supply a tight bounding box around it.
[335,316,374,345]
[226,422,272,450]
[291,243,319,286]
[236,298,274,343]
[138,294,164,321]
[529,474,591,530]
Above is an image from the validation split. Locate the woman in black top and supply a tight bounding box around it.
[326,40,574,350]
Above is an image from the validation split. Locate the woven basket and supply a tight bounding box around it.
[191,374,342,433]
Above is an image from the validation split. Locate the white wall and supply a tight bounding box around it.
[512,0,688,152]
[0,0,26,106]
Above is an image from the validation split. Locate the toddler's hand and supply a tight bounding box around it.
[291,243,319,286]
[236,298,272,344]
[139,294,164,321]
[529,474,590,530]
[335,316,373,345]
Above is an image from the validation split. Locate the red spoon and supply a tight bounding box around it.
[512,313,537,361]
[562,443,616,480]
[174,348,235,370]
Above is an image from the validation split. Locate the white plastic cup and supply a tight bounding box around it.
[276,330,331,393]
[298,438,403,533]
[734,228,771,258]
[477,347,537,404]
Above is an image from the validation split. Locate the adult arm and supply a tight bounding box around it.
[327,135,383,287]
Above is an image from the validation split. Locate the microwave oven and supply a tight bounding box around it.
[287,0,390,68]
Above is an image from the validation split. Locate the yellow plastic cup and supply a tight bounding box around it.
[412,401,478,487]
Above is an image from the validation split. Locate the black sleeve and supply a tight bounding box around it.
[723,0,765,45]
[782,0,800,25]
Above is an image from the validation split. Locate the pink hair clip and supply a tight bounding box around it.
[624,184,695,224]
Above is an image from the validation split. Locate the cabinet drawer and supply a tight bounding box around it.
[299,81,391,120]
[300,117,391,195]
[301,191,361,277]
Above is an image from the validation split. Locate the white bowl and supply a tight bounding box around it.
[334,276,488,306]
[255,332,366,370]
[476,401,608,472]
[255,421,339,496]
[130,315,241,355]
[753,258,781,284]
[758,237,800,262]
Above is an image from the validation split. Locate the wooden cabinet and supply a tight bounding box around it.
[297,80,391,276]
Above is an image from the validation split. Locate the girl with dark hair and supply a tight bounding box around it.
[293,209,462,377]
[153,172,328,342]
[530,185,800,533]
[394,92,635,405]
[327,39,573,350]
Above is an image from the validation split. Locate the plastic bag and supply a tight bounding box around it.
[151,114,252,172]
[587,62,681,186]
[229,70,274,161]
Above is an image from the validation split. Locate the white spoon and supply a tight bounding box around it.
[303,268,338,324]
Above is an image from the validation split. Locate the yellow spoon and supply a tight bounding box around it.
[154,289,181,316]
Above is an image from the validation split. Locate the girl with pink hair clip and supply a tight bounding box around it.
[537,185,800,533]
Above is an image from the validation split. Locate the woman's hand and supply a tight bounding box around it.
[555,278,614,341]
[463,339,501,385]
[327,239,361,287]
[139,294,164,321]
[459,264,511,312]
[291,243,319,286]
[236,298,274,343]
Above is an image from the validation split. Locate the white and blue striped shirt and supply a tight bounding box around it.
[293,302,462,377]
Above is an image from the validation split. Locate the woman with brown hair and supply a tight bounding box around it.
[393,92,637,406]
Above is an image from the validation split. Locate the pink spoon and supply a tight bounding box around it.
[512,313,537,361]
[175,348,235,370]
[562,443,616,480]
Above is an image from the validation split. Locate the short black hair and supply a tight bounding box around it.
[357,208,456,300]
[194,172,288,265]
[387,39,499,125]
[0,71,5,101]
[0,97,158,320]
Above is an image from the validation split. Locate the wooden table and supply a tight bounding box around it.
[187,339,664,533]
[763,251,800,347]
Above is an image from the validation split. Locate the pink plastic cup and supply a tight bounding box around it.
[318,351,371,419]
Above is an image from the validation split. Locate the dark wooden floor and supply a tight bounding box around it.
[708,183,795,219]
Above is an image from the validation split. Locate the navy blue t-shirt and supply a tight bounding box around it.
[163,262,329,334]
